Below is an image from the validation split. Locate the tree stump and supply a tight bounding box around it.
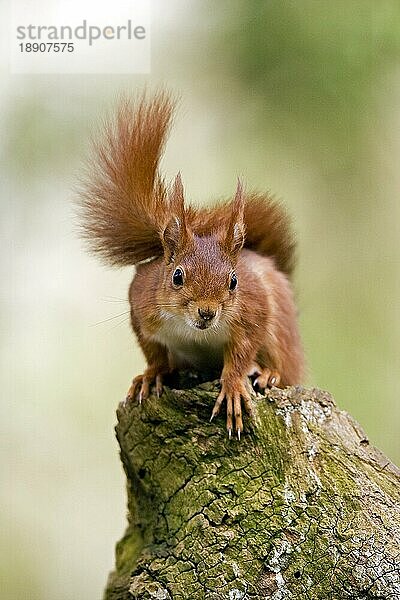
[104,377,400,599]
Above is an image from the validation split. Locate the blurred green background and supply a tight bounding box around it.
[2,1,400,598]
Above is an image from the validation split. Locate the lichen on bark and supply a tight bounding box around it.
[105,376,400,599]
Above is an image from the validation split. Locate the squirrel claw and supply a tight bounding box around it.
[125,368,165,406]
[155,374,163,398]
[124,381,138,406]
[212,378,252,440]
[253,368,281,391]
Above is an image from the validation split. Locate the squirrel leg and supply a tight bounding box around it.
[211,344,256,438]
[125,340,169,404]
[126,366,166,404]
[211,377,253,439]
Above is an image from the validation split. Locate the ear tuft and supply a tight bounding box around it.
[224,179,246,259]
[170,172,184,213]
[162,175,192,263]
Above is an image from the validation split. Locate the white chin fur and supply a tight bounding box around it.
[153,311,229,369]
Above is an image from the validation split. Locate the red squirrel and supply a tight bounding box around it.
[79,92,304,438]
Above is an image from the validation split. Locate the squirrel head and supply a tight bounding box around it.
[159,176,245,331]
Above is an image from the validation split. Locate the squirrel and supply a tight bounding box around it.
[78,91,305,438]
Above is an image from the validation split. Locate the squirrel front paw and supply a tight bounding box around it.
[125,367,164,405]
[210,378,254,439]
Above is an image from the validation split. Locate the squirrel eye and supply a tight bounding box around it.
[172,267,184,287]
[229,272,238,291]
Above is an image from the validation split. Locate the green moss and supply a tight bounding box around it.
[106,385,400,599]
[115,529,144,575]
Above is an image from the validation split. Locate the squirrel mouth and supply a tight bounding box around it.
[194,321,211,330]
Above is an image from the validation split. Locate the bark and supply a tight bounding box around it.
[104,375,400,600]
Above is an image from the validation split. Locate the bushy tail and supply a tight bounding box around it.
[78,91,175,266]
[243,192,296,276]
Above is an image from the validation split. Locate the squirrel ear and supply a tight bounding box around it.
[223,179,245,259]
[162,174,192,263]
[161,217,190,263]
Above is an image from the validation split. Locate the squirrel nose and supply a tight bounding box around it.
[198,307,216,321]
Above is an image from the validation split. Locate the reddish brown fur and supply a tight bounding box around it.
[78,93,295,276]
[78,92,305,435]
[78,91,174,265]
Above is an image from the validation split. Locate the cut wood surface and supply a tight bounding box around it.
[105,376,400,599]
